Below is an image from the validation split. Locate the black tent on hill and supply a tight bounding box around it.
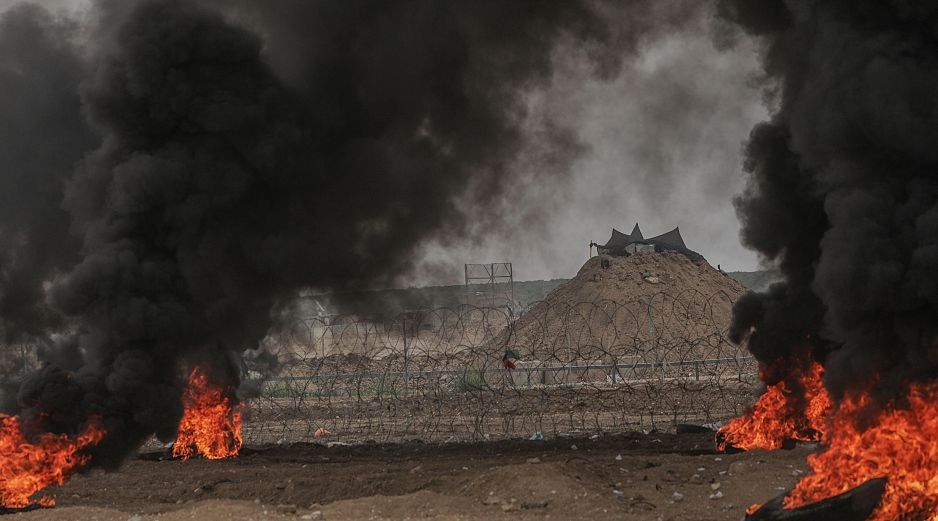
[595,223,704,263]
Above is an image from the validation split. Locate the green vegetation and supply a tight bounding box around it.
[727,270,782,293]
[300,278,567,316]
[454,370,489,393]
[261,379,401,398]
[368,379,402,397]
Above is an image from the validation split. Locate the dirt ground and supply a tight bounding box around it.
[10,431,817,521]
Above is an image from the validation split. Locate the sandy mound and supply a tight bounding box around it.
[535,253,745,306]
[503,253,747,366]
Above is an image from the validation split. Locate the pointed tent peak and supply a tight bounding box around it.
[604,228,631,249]
[630,223,644,241]
[648,226,686,249]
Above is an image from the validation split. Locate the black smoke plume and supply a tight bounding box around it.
[0,0,687,467]
[0,5,91,344]
[722,0,938,402]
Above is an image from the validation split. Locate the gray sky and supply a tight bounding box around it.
[413,9,767,284]
[2,0,767,285]
[0,0,87,15]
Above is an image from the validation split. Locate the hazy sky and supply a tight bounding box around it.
[0,0,87,15]
[1,0,768,285]
[414,8,768,283]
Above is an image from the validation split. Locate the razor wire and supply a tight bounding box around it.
[0,290,760,446]
[241,289,760,444]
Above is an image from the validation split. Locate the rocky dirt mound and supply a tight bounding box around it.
[532,253,745,307]
[503,253,748,364]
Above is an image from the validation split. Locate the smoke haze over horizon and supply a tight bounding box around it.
[413,6,767,284]
[0,0,774,469]
[0,0,767,291]
[723,0,938,405]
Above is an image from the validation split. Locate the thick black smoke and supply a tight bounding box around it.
[0,5,92,344]
[722,1,938,401]
[0,0,682,467]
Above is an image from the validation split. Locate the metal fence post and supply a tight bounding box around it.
[402,315,409,395]
[646,298,663,384]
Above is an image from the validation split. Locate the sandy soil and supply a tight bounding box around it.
[15,432,814,521]
[484,254,750,384]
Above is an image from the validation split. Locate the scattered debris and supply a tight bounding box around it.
[676,424,715,434]
[482,495,501,506]
[501,500,519,512]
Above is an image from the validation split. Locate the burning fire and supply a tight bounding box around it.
[717,360,830,451]
[722,357,938,519]
[783,381,938,520]
[172,367,242,460]
[0,415,105,508]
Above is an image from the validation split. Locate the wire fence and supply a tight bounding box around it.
[242,289,758,444]
[0,290,758,446]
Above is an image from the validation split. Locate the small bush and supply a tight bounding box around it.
[455,371,488,393]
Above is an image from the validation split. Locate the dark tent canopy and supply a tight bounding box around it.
[647,227,686,249]
[629,223,644,241]
[596,223,704,263]
[603,228,634,251]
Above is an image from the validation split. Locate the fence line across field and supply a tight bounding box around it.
[243,290,759,444]
[264,357,754,386]
[0,290,759,446]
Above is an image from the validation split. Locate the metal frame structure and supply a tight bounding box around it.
[464,262,514,308]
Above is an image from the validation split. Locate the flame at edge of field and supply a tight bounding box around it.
[172,366,243,461]
[720,356,938,520]
[783,380,938,520]
[0,414,105,508]
[717,359,830,452]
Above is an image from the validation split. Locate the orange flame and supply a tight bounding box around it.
[717,360,830,451]
[0,415,105,508]
[783,381,938,520]
[172,367,242,460]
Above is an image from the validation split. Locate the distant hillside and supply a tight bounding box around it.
[301,279,567,317]
[727,270,782,293]
[298,270,778,317]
